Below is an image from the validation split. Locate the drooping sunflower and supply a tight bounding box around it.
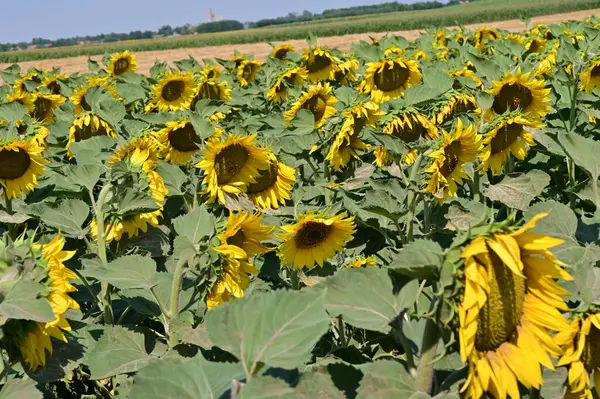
[266,67,308,104]
[190,79,232,109]
[424,119,482,203]
[326,102,384,170]
[555,312,600,399]
[478,113,543,176]
[70,77,120,115]
[447,66,483,89]
[412,49,429,61]
[6,91,35,113]
[198,63,222,80]
[216,211,274,259]
[0,139,46,199]
[384,46,405,57]
[359,58,422,103]
[231,55,247,67]
[14,71,42,94]
[108,135,160,172]
[66,114,117,158]
[383,111,439,164]
[486,68,551,120]
[457,213,572,399]
[278,211,356,270]
[18,233,79,370]
[525,37,547,55]
[271,43,296,60]
[195,133,271,204]
[106,50,138,78]
[154,120,202,164]
[372,145,393,168]
[246,152,295,209]
[206,255,257,309]
[333,58,360,85]
[30,92,65,125]
[346,256,377,268]
[433,30,451,48]
[284,83,338,129]
[533,42,559,77]
[302,47,339,83]
[473,27,501,52]
[434,92,481,125]
[580,58,600,93]
[236,60,263,87]
[506,32,526,44]
[149,71,196,112]
[41,73,68,95]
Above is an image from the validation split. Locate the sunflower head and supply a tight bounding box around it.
[66,114,117,158]
[0,138,46,199]
[236,60,263,87]
[266,67,308,104]
[206,253,257,309]
[434,92,481,125]
[359,58,422,103]
[384,111,439,164]
[278,211,356,269]
[154,119,202,164]
[190,79,232,109]
[372,145,393,168]
[199,64,222,80]
[346,256,376,268]
[41,73,68,95]
[473,27,501,52]
[108,135,160,172]
[284,83,338,129]
[302,47,339,83]
[333,59,360,85]
[216,211,274,259]
[581,58,600,93]
[457,212,572,399]
[14,71,42,94]
[107,50,138,78]
[271,43,296,60]
[70,78,120,116]
[149,71,196,112]
[246,153,295,209]
[30,92,65,125]
[6,91,35,113]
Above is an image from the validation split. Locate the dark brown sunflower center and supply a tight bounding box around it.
[582,323,600,371]
[490,123,522,154]
[475,249,526,352]
[334,70,347,82]
[591,66,600,78]
[73,120,111,142]
[162,80,186,102]
[294,221,332,249]
[353,116,367,136]
[168,122,201,152]
[492,83,533,115]
[247,163,278,194]
[274,48,290,60]
[227,230,246,248]
[391,119,426,143]
[374,63,410,92]
[46,80,61,95]
[283,73,299,86]
[302,95,327,122]
[306,54,332,73]
[440,141,462,177]
[0,148,31,180]
[214,144,249,184]
[80,89,92,111]
[195,82,221,102]
[529,39,544,53]
[31,98,54,121]
[113,58,130,76]
[241,64,255,81]
[206,69,218,79]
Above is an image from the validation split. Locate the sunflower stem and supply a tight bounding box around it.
[405,155,423,243]
[337,316,347,346]
[529,388,541,399]
[289,268,300,290]
[3,196,16,239]
[93,184,113,325]
[472,172,481,202]
[415,317,439,395]
[392,318,416,376]
[168,258,188,349]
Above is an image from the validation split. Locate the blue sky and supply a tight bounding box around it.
[0,0,430,43]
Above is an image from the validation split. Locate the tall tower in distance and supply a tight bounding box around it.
[206,8,224,22]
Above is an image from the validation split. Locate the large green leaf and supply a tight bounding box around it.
[356,360,419,399]
[84,326,153,379]
[206,289,330,377]
[0,102,28,124]
[558,133,600,207]
[25,199,90,238]
[65,164,104,193]
[128,354,245,399]
[0,280,55,324]
[0,379,43,399]
[389,239,444,279]
[238,376,294,399]
[172,206,216,247]
[86,86,127,125]
[83,254,157,290]
[155,162,187,196]
[482,170,550,211]
[324,268,419,333]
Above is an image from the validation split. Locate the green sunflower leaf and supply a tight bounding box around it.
[128,354,245,399]
[482,170,550,211]
[558,132,600,207]
[0,102,28,125]
[237,376,294,399]
[324,268,420,332]
[206,289,330,377]
[172,206,215,246]
[0,378,43,399]
[0,280,55,324]
[85,86,127,125]
[83,254,157,290]
[65,164,104,194]
[24,199,90,238]
[356,360,419,399]
[389,239,444,279]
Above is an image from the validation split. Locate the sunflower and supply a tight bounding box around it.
[30,93,65,125]
[326,102,383,170]
[106,50,137,78]
[346,256,376,268]
[6,91,35,113]
[359,58,422,103]
[580,58,600,93]
[271,43,296,60]
[506,33,526,44]
[216,211,274,259]
[302,47,339,83]
[190,79,232,109]
[14,71,42,94]
[278,211,356,269]
[433,30,450,48]
[149,71,196,112]
[333,59,360,85]
[41,73,68,95]
[196,133,271,204]
[530,24,554,40]
[206,255,257,309]
[473,27,501,52]
[108,135,160,172]
[525,37,547,55]
[384,111,439,164]
[384,46,405,57]
[424,119,482,203]
[486,68,551,120]
[434,92,481,125]
[154,120,202,164]
[231,55,247,67]
[555,312,600,399]
[457,213,572,399]
[0,139,46,199]
[413,49,429,61]
[246,153,295,209]
[198,64,222,80]
[18,233,79,370]
[372,145,393,168]
[66,114,117,158]
[534,43,559,77]
[447,66,483,89]
[70,77,120,115]
[478,113,543,175]
[267,67,308,104]
[236,60,263,87]
[284,83,338,129]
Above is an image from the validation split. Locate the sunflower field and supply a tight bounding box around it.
[0,15,599,399]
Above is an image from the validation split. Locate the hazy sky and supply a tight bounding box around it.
[0,0,430,43]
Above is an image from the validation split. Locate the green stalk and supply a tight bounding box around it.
[337,316,346,346]
[415,318,440,394]
[93,184,113,325]
[392,318,416,376]
[405,155,423,242]
[168,258,188,349]
[289,268,300,290]
[472,172,481,202]
[4,195,16,239]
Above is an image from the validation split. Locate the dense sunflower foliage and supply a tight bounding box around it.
[0,18,599,398]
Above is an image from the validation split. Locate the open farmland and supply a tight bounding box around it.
[0,7,600,399]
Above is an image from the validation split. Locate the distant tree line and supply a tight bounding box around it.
[0,0,477,52]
